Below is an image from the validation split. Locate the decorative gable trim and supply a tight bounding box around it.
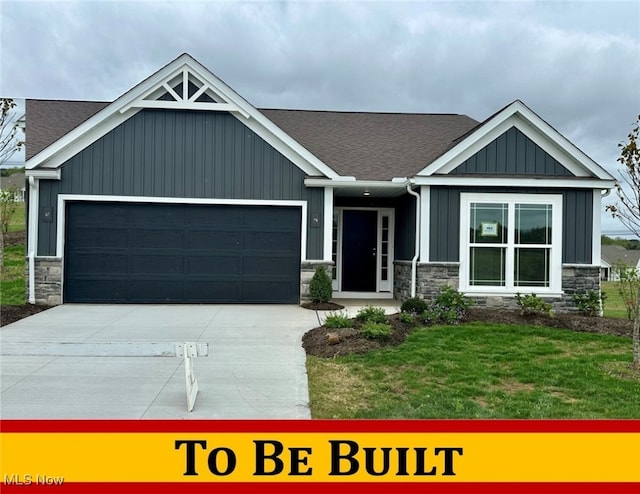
[418,100,615,182]
[26,54,340,179]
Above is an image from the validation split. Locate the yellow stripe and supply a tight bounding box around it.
[1,432,638,482]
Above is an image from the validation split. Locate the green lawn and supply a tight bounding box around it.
[602,280,633,319]
[1,243,25,304]
[7,201,26,232]
[2,200,26,304]
[307,323,640,419]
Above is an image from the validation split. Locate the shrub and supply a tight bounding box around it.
[398,311,414,324]
[308,266,333,303]
[515,293,552,317]
[324,312,352,329]
[419,286,473,326]
[355,305,387,323]
[400,297,429,315]
[360,321,392,340]
[573,290,604,317]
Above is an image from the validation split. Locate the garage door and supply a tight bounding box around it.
[63,202,302,303]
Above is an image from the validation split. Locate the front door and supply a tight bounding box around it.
[341,210,377,291]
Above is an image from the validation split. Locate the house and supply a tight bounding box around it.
[600,245,640,281]
[0,172,26,202]
[24,54,615,309]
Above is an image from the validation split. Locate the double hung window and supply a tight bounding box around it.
[460,193,562,294]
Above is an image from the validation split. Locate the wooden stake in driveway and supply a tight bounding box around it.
[0,341,209,412]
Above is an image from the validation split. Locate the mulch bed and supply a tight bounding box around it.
[1,304,53,327]
[303,307,634,358]
[301,301,345,311]
[2,231,26,247]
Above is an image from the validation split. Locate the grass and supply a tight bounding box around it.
[6,201,26,232]
[1,201,26,304]
[306,323,640,419]
[601,280,633,319]
[1,243,25,304]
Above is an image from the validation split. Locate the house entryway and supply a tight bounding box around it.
[333,207,394,298]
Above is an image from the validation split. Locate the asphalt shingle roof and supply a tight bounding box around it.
[25,99,479,180]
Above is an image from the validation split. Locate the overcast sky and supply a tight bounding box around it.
[1,0,639,236]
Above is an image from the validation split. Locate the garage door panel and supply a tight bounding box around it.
[188,230,240,249]
[131,229,184,248]
[69,252,128,274]
[131,255,185,274]
[127,280,185,302]
[243,256,297,277]
[184,281,241,302]
[64,202,301,303]
[244,231,298,251]
[187,255,240,275]
[66,280,128,302]
[68,228,129,248]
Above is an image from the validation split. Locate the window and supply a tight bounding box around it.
[460,193,562,294]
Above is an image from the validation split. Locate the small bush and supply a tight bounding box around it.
[419,286,473,326]
[515,293,552,316]
[355,305,387,323]
[360,321,392,340]
[573,290,605,317]
[399,312,414,324]
[400,297,429,315]
[324,312,352,329]
[308,266,333,303]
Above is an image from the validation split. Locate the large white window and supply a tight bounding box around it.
[460,193,563,295]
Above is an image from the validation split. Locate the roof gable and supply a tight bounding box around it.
[450,126,575,177]
[418,100,615,181]
[26,54,340,179]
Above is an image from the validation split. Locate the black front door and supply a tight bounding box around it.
[341,210,377,291]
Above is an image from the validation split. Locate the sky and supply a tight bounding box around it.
[1,0,639,236]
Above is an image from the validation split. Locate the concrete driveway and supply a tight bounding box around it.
[0,304,320,419]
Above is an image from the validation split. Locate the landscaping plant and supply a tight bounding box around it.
[308,266,333,303]
[515,293,552,317]
[573,290,606,317]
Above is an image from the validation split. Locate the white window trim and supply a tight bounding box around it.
[459,193,563,296]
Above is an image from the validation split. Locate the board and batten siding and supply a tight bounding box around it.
[429,186,594,264]
[450,127,574,176]
[36,109,324,259]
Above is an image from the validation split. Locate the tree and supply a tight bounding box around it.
[0,98,24,166]
[606,114,640,369]
[0,98,25,271]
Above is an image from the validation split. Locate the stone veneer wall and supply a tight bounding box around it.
[300,261,334,302]
[394,261,601,313]
[29,258,63,305]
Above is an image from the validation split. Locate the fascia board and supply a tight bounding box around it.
[411,175,616,189]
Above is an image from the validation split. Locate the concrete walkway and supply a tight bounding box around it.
[0,304,320,419]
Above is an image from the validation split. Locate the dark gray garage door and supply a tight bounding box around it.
[64,202,301,303]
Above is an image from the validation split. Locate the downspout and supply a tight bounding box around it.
[406,182,420,298]
[27,176,36,304]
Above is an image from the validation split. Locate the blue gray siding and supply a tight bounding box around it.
[394,193,416,261]
[37,109,323,258]
[450,127,574,176]
[429,186,593,264]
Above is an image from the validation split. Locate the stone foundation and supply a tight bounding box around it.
[29,257,63,305]
[394,261,601,313]
[300,261,334,302]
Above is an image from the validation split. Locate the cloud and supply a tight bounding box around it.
[1,0,638,234]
